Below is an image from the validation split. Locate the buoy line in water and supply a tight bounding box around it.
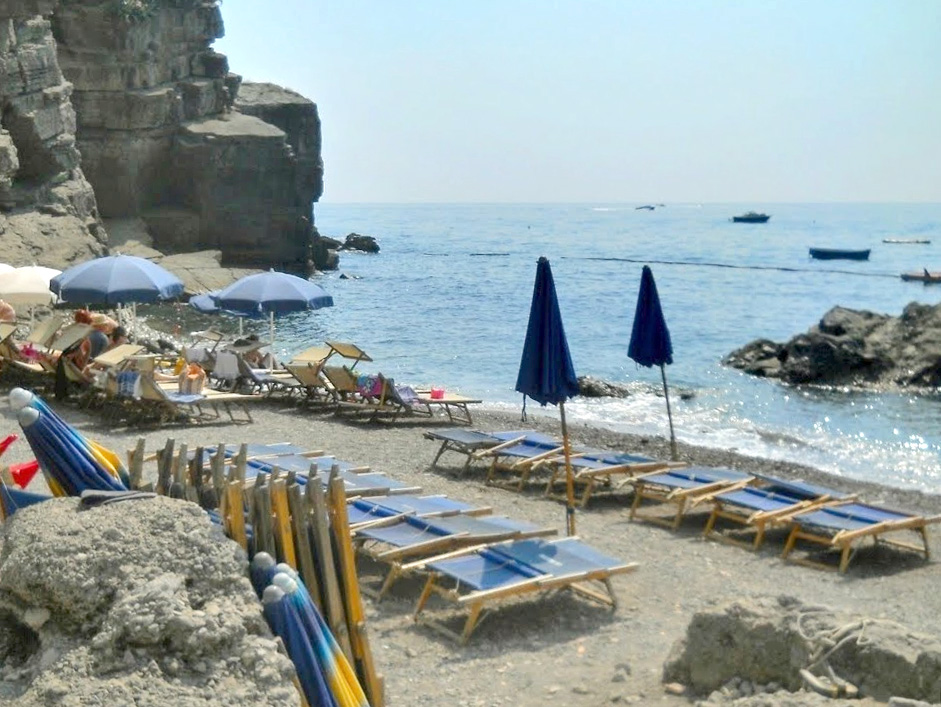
[569,256,901,278]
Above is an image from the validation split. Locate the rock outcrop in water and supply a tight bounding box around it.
[1,0,325,274]
[723,304,941,388]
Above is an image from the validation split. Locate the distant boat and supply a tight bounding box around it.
[901,270,941,283]
[883,238,931,245]
[731,212,771,223]
[808,247,871,261]
[635,205,655,211]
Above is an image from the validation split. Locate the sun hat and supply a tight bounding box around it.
[90,313,117,331]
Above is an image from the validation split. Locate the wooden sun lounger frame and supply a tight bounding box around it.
[541,454,688,507]
[410,537,639,643]
[628,469,754,530]
[411,390,482,425]
[423,430,506,474]
[354,516,556,600]
[482,436,566,490]
[780,501,941,573]
[702,486,853,550]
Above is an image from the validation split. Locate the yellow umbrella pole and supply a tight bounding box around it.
[559,401,576,536]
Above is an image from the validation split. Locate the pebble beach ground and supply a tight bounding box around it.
[1,393,939,706]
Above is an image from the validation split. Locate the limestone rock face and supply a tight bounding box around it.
[0,496,300,705]
[51,1,320,273]
[0,3,106,268]
[663,596,941,702]
[235,82,324,206]
[724,304,941,389]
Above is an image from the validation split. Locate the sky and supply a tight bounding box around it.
[216,1,941,204]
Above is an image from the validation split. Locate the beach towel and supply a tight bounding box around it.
[396,384,420,404]
[213,351,240,385]
[356,374,382,398]
[116,371,141,399]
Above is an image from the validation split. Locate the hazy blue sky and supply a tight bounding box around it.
[216,1,941,203]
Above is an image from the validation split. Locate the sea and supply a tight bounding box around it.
[189,203,941,494]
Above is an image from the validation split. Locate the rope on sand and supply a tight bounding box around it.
[795,608,899,699]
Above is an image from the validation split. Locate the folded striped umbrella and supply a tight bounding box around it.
[263,582,340,707]
[252,555,368,707]
[0,483,51,521]
[11,388,128,496]
[272,572,368,707]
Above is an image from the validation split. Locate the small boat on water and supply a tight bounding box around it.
[901,270,941,283]
[883,238,931,245]
[635,205,655,211]
[731,212,771,223]
[808,247,871,261]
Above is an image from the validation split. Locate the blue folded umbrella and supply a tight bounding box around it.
[12,389,128,495]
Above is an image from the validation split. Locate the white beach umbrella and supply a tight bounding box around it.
[0,265,62,306]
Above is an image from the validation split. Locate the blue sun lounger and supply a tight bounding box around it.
[781,500,941,573]
[423,428,544,474]
[346,494,492,528]
[541,448,688,507]
[355,513,556,598]
[703,475,852,549]
[411,536,638,643]
[477,431,568,489]
[246,455,421,497]
[629,466,753,530]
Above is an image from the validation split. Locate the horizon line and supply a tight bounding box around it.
[313,200,941,206]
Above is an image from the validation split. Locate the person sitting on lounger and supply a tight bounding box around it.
[108,326,129,349]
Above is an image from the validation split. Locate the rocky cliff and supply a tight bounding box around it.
[0,0,106,269]
[1,0,323,273]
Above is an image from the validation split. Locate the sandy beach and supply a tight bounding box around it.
[2,392,939,706]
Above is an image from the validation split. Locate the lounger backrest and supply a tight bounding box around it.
[137,374,166,403]
[213,351,240,384]
[26,314,65,346]
[322,365,359,393]
[0,323,17,345]
[48,323,93,354]
[286,362,326,387]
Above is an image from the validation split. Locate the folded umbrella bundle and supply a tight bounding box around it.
[253,554,369,707]
[10,388,129,496]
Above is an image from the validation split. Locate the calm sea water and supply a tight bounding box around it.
[217,204,941,493]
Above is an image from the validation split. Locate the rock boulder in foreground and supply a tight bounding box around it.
[663,596,941,703]
[723,303,941,389]
[0,496,299,706]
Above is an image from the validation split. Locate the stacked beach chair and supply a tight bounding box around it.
[122,437,639,644]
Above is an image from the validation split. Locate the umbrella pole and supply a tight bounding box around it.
[239,317,244,336]
[559,401,576,536]
[660,364,677,461]
[269,311,275,347]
